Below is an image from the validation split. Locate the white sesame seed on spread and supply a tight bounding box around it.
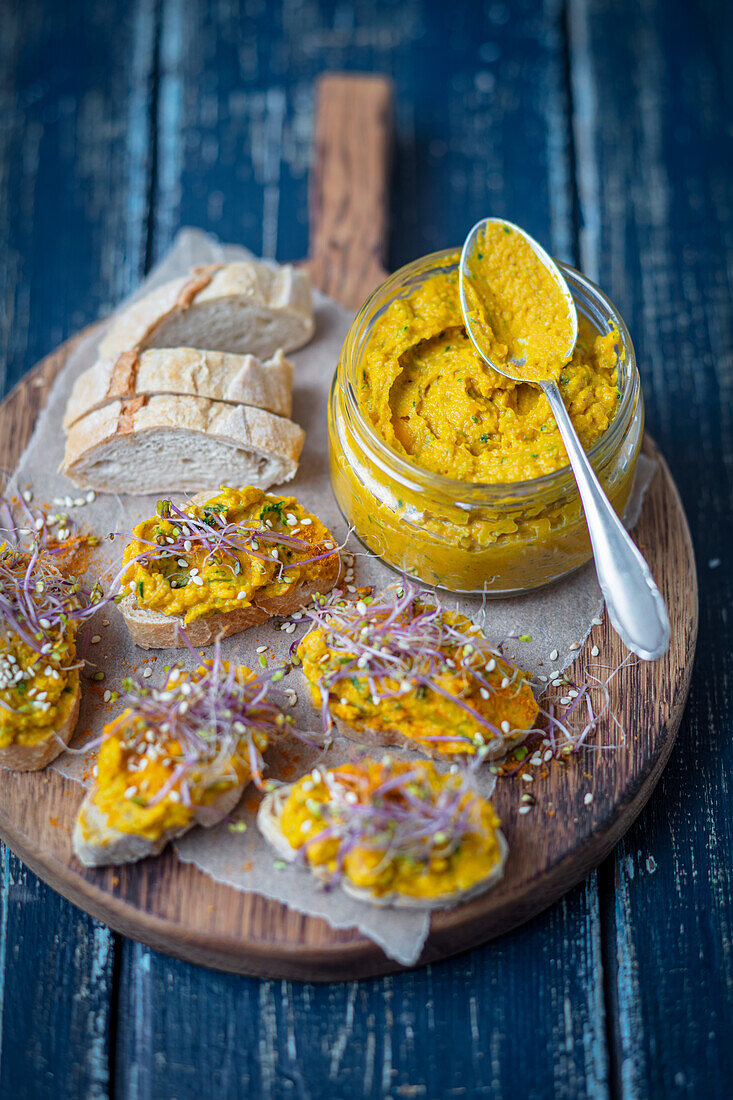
[143,668,152,678]
[500,720,511,734]
[584,792,593,805]
[591,645,600,657]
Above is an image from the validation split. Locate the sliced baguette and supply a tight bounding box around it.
[60,394,305,494]
[63,347,294,430]
[99,262,314,361]
[0,669,80,772]
[257,785,508,910]
[74,774,243,868]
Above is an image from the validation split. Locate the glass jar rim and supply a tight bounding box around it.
[337,247,639,504]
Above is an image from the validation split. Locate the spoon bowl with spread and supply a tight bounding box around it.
[459,217,670,661]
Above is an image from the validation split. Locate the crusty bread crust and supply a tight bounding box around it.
[98,262,314,361]
[331,715,530,762]
[73,779,244,868]
[257,785,508,910]
[0,670,80,772]
[63,347,294,430]
[60,394,305,494]
[119,556,341,649]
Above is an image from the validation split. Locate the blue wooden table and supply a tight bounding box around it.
[0,1,730,1096]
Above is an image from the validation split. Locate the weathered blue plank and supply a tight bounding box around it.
[0,2,157,1097]
[0,0,156,398]
[114,3,611,1099]
[0,846,114,1100]
[569,0,733,1094]
[116,879,607,1100]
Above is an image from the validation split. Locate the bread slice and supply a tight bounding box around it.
[0,669,80,772]
[60,394,305,494]
[73,780,243,867]
[63,347,294,430]
[257,785,508,910]
[99,262,314,361]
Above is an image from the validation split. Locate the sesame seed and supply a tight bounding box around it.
[592,616,603,626]
[544,749,553,762]
[501,676,510,689]
[103,690,111,702]
[192,576,204,586]
[487,659,496,672]
[560,696,571,705]
[501,720,511,734]
[34,517,44,531]
[538,674,548,682]
[74,498,85,507]
[569,642,580,651]
[143,668,152,679]
[480,688,490,700]
[584,792,594,805]
[123,785,137,799]
[91,635,101,644]
[550,648,559,661]
[522,773,533,783]
[301,518,312,526]
[518,805,532,815]
[21,490,32,503]
[85,491,96,503]
[169,790,181,803]
[256,645,268,654]
[591,645,600,657]
[236,591,246,600]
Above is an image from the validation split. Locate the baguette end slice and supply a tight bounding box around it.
[98,262,314,361]
[73,781,244,868]
[0,672,80,772]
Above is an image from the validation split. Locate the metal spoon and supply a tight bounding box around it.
[459,217,670,661]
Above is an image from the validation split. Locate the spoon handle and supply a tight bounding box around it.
[543,381,670,660]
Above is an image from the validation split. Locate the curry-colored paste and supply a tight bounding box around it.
[122,486,336,623]
[298,605,538,757]
[278,759,504,900]
[462,221,575,382]
[359,261,619,485]
[88,665,264,841]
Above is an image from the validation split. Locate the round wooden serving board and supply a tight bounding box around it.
[0,76,698,981]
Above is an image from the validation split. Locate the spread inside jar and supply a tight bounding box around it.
[359,249,620,484]
[277,758,505,900]
[122,486,337,623]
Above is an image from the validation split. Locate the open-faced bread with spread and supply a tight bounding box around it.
[60,395,305,494]
[63,347,294,430]
[258,757,508,910]
[0,539,108,771]
[296,581,539,762]
[98,261,314,361]
[74,655,287,867]
[118,486,341,649]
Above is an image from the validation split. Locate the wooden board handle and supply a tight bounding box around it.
[307,73,392,309]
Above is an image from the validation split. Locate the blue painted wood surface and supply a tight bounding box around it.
[0,0,730,1097]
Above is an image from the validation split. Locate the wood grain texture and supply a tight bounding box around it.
[0,75,698,989]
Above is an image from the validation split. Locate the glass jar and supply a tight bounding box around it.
[328,249,643,595]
